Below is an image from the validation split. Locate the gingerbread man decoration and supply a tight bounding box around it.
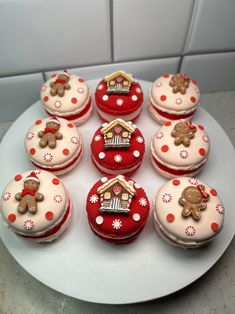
[50,70,71,97]
[179,185,210,221]
[171,121,196,147]
[38,117,63,148]
[169,73,190,94]
[15,172,44,214]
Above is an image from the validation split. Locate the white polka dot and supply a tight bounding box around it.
[176,98,182,105]
[99,152,105,159]
[132,95,137,101]
[134,183,140,189]
[133,150,140,158]
[102,95,108,101]
[98,84,103,90]
[96,216,104,225]
[101,177,108,183]
[133,213,140,222]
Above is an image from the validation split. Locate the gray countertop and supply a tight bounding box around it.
[0,92,235,314]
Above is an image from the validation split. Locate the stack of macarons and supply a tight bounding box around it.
[0,69,225,249]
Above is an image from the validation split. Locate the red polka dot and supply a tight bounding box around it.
[67,123,74,128]
[190,96,196,103]
[35,119,42,125]
[45,211,54,220]
[8,213,16,222]
[30,148,36,155]
[167,214,175,223]
[52,178,60,185]
[192,80,197,85]
[78,78,84,83]
[197,125,204,131]
[71,97,77,104]
[44,96,49,102]
[172,179,180,186]
[211,222,219,232]
[63,149,70,156]
[199,148,206,156]
[161,145,169,153]
[164,121,171,126]
[163,74,170,78]
[14,174,22,181]
[51,74,57,78]
[160,95,167,101]
[210,189,217,196]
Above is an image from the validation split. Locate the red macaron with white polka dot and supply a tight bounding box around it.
[91,119,145,176]
[86,175,150,244]
[41,70,92,126]
[153,177,224,249]
[151,120,210,178]
[95,71,144,122]
[1,170,72,243]
[25,117,83,176]
[149,73,200,124]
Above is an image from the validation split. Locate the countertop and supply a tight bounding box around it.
[0,91,235,314]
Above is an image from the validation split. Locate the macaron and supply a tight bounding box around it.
[91,119,145,176]
[95,71,144,122]
[149,73,200,124]
[1,170,72,243]
[25,117,83,176]
[41,70,92,125]
[86,175,150,244]
[151,120,209,178]
[153,177,224,249]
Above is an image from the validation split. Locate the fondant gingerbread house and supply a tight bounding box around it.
[101,119,135,149]
[98,175,136,214]
[104,71,135,95]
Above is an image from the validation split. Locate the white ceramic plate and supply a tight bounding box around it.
[0,80,234,304]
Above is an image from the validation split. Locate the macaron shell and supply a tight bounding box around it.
[95,79,143,115]
[86,176,150,238]
[151,121,209,169]
[91,126,145,170]
[25,118,82,168]
[41,74,90,115]
[1,170,68,235]
[154,177,224,243]
[151,75,200,112]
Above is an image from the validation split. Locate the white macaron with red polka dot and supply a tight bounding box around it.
[1,170,72,243]
[151,120,210,179]
[25,117,83,176]
[149,73,200,124]
[41,71,92,126]
[153,177,224,249]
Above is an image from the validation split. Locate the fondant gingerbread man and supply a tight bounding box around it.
[169,73,190,94]
[179,185,210,220]
[38,117,63,148]
[50,71,71,97]
[171,121,196,147]
[15,172,44,214]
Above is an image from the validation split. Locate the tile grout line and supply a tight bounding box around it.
[109,0,114,62]
[177,0,199,72]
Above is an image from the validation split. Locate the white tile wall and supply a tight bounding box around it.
[0,0,235,120]
[113,0,194,61]
[45,57,180,82]
[185,0,235,53]
[0,0,111,76]
[0,73,44,122]
[181,52,235,92]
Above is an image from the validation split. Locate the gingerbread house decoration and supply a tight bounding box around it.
[101,119,135,149]
[98,175,136,214]
[104,71,135,95]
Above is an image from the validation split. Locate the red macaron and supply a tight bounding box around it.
[90,119,145,176]
[86,175,150,244]
[95,71,144,122]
